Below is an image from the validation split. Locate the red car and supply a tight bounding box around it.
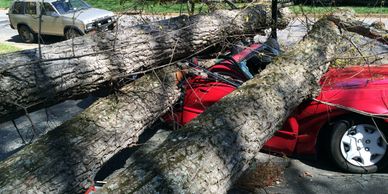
[165,42,388,173]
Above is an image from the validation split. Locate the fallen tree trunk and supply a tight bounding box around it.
[98,18,343,193]
[0,11,373,194]
[117,15,169,28]
[328,11,388,45]
[0,67,180,193]
[0,7,289,123]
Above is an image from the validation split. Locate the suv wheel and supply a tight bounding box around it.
[18,25,35,43]
[65,28,81,40]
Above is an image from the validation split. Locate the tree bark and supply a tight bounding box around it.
[0,67,180,193]
[0,7,289,123]
[98,18,343,193]
[328,11,388,45]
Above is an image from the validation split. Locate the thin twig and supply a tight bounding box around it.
[12,120,26,144]
[313,98,388,120]
[8,101,38,143]
[371,117,388,145]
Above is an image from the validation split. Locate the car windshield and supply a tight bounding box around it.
[52,0,91,14]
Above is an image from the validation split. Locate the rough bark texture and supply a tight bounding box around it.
[0,67,180,193]
[118,15,169,28]
[328,12,388,45]
[0,7,289,123]
[99,18,342,193]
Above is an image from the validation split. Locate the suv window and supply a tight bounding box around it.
[41,3,57,16]
[25,2,37,15]
[52,0,90,14]
[11,2,25,14]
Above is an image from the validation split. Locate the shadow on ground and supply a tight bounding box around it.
[7,34,65,45]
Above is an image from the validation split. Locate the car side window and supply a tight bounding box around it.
[52,2,71,14]
[25,2,37,15]
[69,0,84,9]
[11,2,25,14]
[42,3,57,16]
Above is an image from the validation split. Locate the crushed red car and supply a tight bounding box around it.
[164,41,388,174]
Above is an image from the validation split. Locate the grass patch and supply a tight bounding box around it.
[84,1,388,15]
[0,43,21,54]
[291,5,388,14]
[2,0,388,15]
[1,0,208,13]
[0,0,12,9]
[84,0,209,14]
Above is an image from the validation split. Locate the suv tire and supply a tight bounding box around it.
[65,28,81,40]
[18,25,35,43]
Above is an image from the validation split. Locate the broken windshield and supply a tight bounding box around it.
[52,0,91,14]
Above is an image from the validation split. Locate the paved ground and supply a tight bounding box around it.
[0,96,97,160]
[227,153,388,194]
[255,157,388,194]
[1,12,388,193]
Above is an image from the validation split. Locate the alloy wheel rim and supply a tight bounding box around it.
[340,124,387,167]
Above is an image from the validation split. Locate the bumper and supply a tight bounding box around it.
[85,20,116,33]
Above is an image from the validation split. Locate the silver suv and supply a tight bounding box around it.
[8,0,116,42]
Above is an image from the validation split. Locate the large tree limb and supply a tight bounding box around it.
[0,67,180,193]
[99,18,342,193]
[328,11,388,45]
[0,7,289,123]
[1,11,372,194]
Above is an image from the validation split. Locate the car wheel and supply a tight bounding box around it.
[18,25,35,43]
[329,118,388,173]
[65,28,81,40]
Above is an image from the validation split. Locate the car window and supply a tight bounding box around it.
[52,0,91,14]
[69,0,88,9]
[11,2,25,14]
[25,2,37,15]
[42,3,58,16]
[52,1,71,14]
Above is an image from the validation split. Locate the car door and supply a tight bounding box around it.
[8,2,29,30]
[40,2,63,35]
[24,1,39,33]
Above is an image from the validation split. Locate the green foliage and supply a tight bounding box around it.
[0,0,12,8]
[291,5,388,14]
[0,43,21,54]
[2,0,388,14]
[84,0,208,13]
[81,1,388,14]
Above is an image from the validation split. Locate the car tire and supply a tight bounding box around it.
[65,28,81,40]
[329,117,388,173]
[18,25,35,43]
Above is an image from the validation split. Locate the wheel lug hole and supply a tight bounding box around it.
[357,147,361,151]
[365,140,371,144]
[365,147,370,151]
